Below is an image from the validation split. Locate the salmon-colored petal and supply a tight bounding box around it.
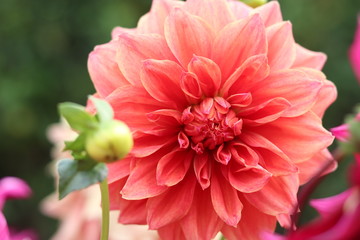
[292,44,327,70]
[312,80,337,118]
[230,142,260,166]
[244,174,298,215]
[255,148,298,176]
[241,132,298,175]
[147,174,196,229]
[253,112,334,163]
[296,149,337,185]
[194,153,212,190]
[211,170,243,226]
[140,59,188,109]
[252,1,282,27]
[121,155,169,200]
[116,33,175,86]
[109,178,125,210]
[241,97,291,125]
[181,187,224,240]
[250,69,323,117]
[180,72,202,104]
[88,41,130,97]
[107,157,131,183]
[221,54,269,97]
[184,0,235,32]
[146,109,182,127]
[221,197,277,240]
[131,134,176,158]
[165,8,215,68]
[188,55,221,97]
[212,14,267,80]
[111,26,135,39]
[118,198,148,224]
[227,0,252,20]
[156,149,193,186]
[266,21,296,71]
[228,165,272,193]
[158,222,186,240]
[137,0,184,35]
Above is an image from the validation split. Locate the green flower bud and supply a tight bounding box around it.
[240,0,268,8]
[86,120,133,163]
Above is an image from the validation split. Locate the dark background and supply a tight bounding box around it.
[0,0,359,239]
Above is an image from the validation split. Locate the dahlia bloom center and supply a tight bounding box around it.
[181,97,242,153]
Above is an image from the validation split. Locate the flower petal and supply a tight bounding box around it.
[140,59,188,109]
[117,33,175,86]
[118,198,148,225]
[221,197,277,240]
[296,149,337,185]
[250,69,323,117]
[107,157,131,184]
[147,174,196,229]
[88,41,130,97]
[0,213,9,240]
[292,44,327,70]
[121,154,169,200]
[241,97,291,125]
[137,0,184,35]
[228,165,272,193]
[188,55,221,97]
[266,21,296,71]
[156,149,193,186]
[244,175,298,215]
[193,153,212,190]
[252,112,334,163]
[212,14,267,80]
[158,222,186,240]
[211,170,243,227]
[252,1,282,27]
[165,8,215,68]
[181,187,223,240]
[349,15,360,81]
[220,54,269,97]
[228,0,252,20]
[184,0,235,32]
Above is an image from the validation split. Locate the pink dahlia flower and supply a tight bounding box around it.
[350,15,360,83]
[88,0,337,239]
[43,121,160,240]
[0,177,36,240]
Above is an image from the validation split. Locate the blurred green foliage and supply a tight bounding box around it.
[0,0,359,239]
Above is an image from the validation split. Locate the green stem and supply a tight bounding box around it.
[100,178,110,240]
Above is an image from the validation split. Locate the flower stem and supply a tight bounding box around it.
[100,178,110,240]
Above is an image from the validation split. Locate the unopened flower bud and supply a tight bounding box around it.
[86,120,133,163]
[240,0,267,8]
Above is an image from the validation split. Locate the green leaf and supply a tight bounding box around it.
[57,158,108,199]
[58,102,97,131]
[90,96,114,123]
[64,132,86,152]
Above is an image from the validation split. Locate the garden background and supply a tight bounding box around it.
[0,0,359,239]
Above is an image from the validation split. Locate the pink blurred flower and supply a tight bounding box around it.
[0,177,36,240]
[88,0,337,239]
[350,15,360,82]
[42,121,159,240]
[263,155,360,240]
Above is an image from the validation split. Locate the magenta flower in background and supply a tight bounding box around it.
[262,155,360,240]
[88,0,337,239]
[350,15,360,82]
[0,177,36,240]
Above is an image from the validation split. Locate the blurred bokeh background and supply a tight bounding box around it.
[0,0,359,239]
